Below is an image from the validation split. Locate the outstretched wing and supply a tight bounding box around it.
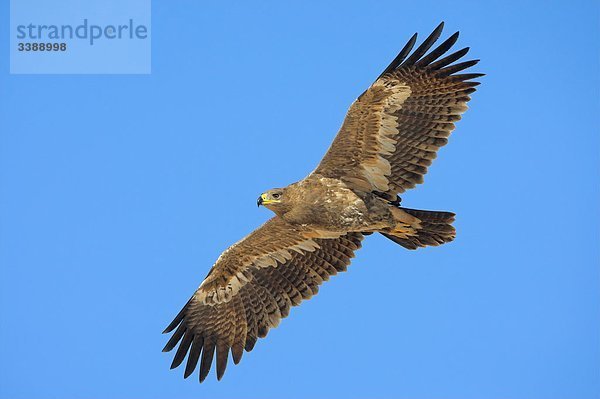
[314,22,483,197]
[163,217,364,382]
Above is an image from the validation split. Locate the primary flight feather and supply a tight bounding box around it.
[163,22,482,382]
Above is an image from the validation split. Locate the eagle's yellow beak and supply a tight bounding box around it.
[257,193,280,207]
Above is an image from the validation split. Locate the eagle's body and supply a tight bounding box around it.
[163,22,482,382]
[273,175,395,233]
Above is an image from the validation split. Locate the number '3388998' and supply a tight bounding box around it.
[18,42,67,51]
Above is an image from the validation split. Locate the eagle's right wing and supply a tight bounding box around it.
[313,22,482,199]
[163,216,364,382]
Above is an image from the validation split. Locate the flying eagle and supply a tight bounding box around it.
[163,22,482,382]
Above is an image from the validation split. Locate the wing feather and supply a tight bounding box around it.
[163,217,364,382]
[314,22,483,196]
[183,335,202,378]
[415,31,459,67]
[401,21,444,66]
[376,33,417,80]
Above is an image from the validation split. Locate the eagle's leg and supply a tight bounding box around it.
[372,191,402,206]
[389,196,402,207]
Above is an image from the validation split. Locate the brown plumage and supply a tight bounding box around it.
[163,22,482,382]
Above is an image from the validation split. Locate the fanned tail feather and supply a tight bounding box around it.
[382,207,456,250]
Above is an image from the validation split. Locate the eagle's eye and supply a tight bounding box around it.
[272,193,281,199]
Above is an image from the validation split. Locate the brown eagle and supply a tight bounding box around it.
[163,22,482,382]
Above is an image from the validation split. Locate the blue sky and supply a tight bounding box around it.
[1,1,599,398]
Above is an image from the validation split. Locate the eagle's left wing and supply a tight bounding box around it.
[163,217,364,382]
[313,22,483,199]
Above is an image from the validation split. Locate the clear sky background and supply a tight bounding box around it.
[1,1,599,398]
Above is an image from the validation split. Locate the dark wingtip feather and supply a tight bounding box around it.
[184,336,203,379]
[415,31,459,67]
[244,335,257,352]
[401,22,445,67]
[428,47,470,71]
[452,73,486,81]
[162,323,186,352]
[163,297,193,333]
[170,332,193,369]
[216,344,229,381]
[163,314,183,334]
[375,32,418,81]
[199,340,216,383]
[232,341,244,365]
[437,59,480,76]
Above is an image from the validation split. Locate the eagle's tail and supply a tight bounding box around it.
[381,207,456,250]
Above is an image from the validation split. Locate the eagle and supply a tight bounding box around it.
[163,22,482,382]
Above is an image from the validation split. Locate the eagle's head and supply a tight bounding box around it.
[257,188,286,211]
